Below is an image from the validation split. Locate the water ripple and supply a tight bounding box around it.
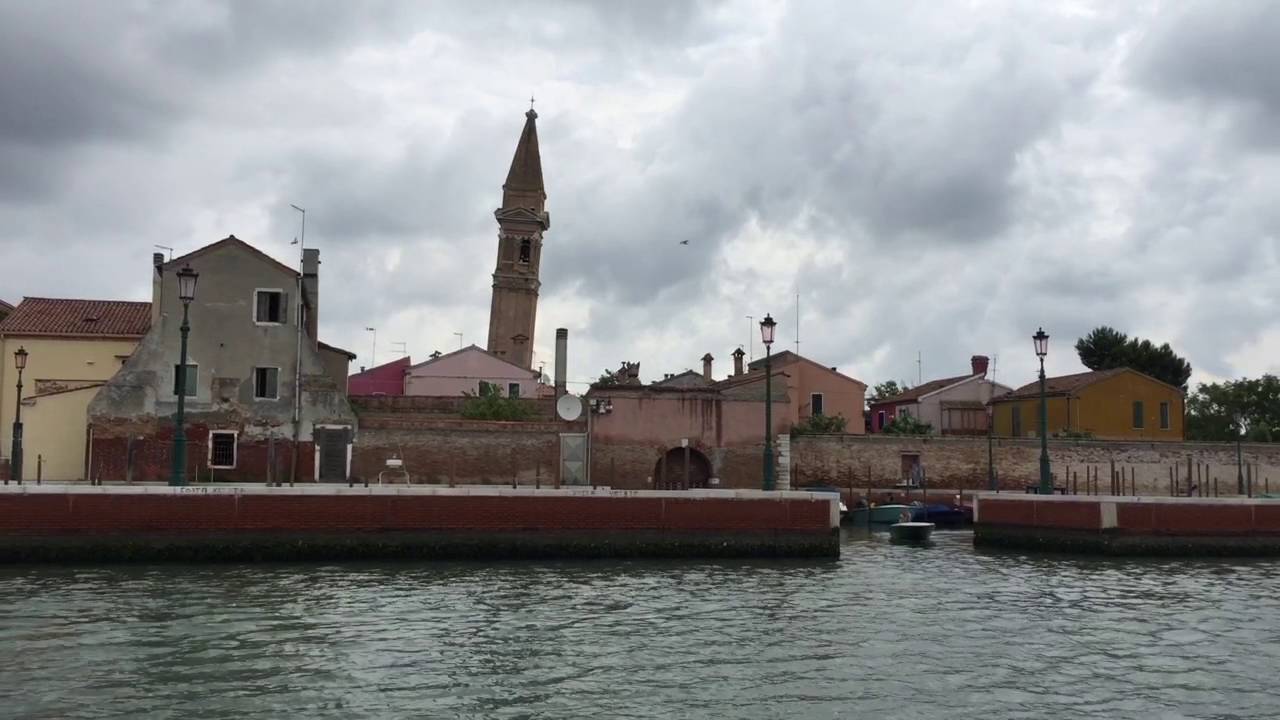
[1,532,1278,719]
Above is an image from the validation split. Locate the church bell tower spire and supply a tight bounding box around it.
[486,107,549,369]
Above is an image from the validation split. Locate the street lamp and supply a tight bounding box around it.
[760,314,777,491]
[9,346,28,485]
[986,403,996,491]
[1235,412,1246,495]
[1033,327,1051,495]
[171,265,198,487]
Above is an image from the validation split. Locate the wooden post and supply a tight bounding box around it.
[36,454,42,485]
[657,453,665,490]
[1110,459,1116,495]
[683,445,690,491]
[1214,477,1219,497]
[535,461,541,490]
[1072,471,1078,495]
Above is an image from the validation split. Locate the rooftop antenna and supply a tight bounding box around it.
[917,351,923,385]
[154,245,173,261]
[746,315,754,362]
[391,341,407,357]
[453,332,464,349]
[795,293,800,356]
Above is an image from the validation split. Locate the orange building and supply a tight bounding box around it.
[990,368,1184,441]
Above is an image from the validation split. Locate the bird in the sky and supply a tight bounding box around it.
[678,240,689,245]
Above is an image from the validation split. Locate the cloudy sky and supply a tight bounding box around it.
[2,0,1277,392]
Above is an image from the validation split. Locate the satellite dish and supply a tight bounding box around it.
[556,394,583,422]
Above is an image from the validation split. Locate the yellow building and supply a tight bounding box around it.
[990,368,1185,442]
[0,298,150,481]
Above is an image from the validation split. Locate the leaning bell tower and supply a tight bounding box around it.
[486,107,548,369]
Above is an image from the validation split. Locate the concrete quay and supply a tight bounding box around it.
[0,484,840,563]
[973,492,1280,556]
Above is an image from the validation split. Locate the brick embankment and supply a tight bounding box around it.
[973,493,1280,556]
[0,485,839,562]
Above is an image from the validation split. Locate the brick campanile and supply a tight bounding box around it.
[486,107,549,369]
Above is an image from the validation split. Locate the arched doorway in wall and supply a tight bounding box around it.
[653,447,712,490]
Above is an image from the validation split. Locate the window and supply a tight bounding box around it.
[255,290,284,324]
[173,364,198,397]
[1133,400,1145,429]
[508,383,521,399]
[1011,406,1022,437]
[478,380,494,396]
[209,432,237,469]
[810,393,824,417]
[518,239,532,263]
[254,367,279,399]
[877,410,886,429]
[1160,401,1171,430]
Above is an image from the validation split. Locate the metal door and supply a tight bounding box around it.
[317,427,350,482]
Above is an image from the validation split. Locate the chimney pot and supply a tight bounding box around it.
[971,355,990,377]
[732,347,745,376]
[701,353,714,381]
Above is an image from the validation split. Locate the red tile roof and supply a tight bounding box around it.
[994,368,1128,401]
[0,297,151,338]
[872,374,975,406]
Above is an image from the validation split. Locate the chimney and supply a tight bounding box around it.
[151,252,169,327]
[701,353,714,381]
[302,248,320,349]
[732,347,745,376]
[554,328,568,399]
[971,355,990,377]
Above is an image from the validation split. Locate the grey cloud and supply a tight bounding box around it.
[1133,1,1280,146]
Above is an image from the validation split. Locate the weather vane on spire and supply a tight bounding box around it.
[529,94,535,111]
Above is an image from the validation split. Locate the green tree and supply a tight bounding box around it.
[460,383,535,421]
[1187,375,1280,442]
[869,380,909,403]
[792,414,849,435]
[883,414,932,436]
[1074,326,1192,389]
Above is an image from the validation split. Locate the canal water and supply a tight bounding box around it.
[1,531,1277,719]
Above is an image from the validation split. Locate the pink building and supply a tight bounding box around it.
[586,350,865,489]
[404,345,540,398]
[348,356,410,396]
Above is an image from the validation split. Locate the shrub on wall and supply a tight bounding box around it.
[460,384,536,422]
[883,415,933,436]
[792,414,849,435]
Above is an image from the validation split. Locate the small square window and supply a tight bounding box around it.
[1133,401,1145,429]
[508,383,520,399]
[254,367,279,399]
[173,364,197,397]
[210,432,237,469]
[255,290,284,324]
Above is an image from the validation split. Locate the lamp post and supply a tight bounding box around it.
[170,265,199,487]
[759,314,777,491]
[9,346,28,485]
[1033,327,1051,495]
[986,403,996,491]
[1236,412,1245,495]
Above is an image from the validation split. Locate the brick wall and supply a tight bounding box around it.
[589,442,768,490]
[792,434,1280,496]
[353,416,583,485]
[351,394,556,420]
[89,422,313,484]
[0,489,833,535]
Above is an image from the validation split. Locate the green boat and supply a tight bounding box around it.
[845,504,912,525]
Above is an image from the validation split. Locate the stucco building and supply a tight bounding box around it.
[0,298,150,480]
[404,345,540,398]
[869,356,1011,435]
[349,356,411,396]
[88,236,356,483]
[989,367,1185,441]
[746,351,867,432]
[486,107,548,370]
